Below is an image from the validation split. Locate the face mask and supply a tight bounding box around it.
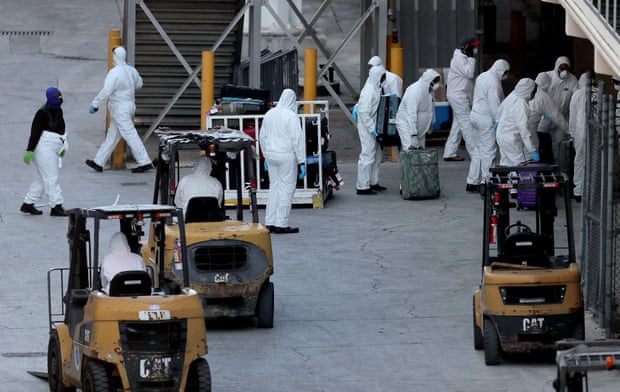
[431,82,441,91]
[559,70,568,80]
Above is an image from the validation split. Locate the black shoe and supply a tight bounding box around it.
[273,226,299,234]
[466,184,479,193]
[131,163,154,173]
[574,195,582,203]
[370,184,387,191]
[50,204,68,217]
[266,225,276,233]
[20,203,42,215]
[85,159,103,172]
[356,188,377,195]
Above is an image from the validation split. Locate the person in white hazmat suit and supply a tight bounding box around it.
[568,72,592,202]
[21,87,69,217]
[355,65,387,195]
[496,78,539,166]
[100,232,146,294]
[545,56,578,160]
[528,72,567,164]
[466,59,510,192]
[85,46,153,173]
[174,157,224,221]
[396,69,441,151]
[259,89,306,234]
[368,55,403,97]
[443,38,480,161]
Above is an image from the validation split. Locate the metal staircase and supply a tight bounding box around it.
[545,0,620,76]
[125,0,245,131]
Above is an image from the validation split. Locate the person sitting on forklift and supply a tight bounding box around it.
[100,232,146,294]
[174,156,225,222]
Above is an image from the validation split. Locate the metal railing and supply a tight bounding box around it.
[590,0,620,31]
[236,48,299,100]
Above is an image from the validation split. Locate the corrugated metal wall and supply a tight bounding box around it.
[399,0,476,86]
[130,0,244,130]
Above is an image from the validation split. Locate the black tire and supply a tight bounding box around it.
[81,361,109,392]
[48,331,76,392]
[483,319,502,365]
[256,281,274,328]
[186,358,212,392]
[473,297,483,350]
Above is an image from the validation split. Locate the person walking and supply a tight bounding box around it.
[396,69,441,151]
[259,89,306,234]
[85,46,153,173]
[466,59,510,192]
[443,37,480,162]
[355,65,387,195]
[495,78,539,166]
[21,86,69,217]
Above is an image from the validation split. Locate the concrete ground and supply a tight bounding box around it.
[0,1,614,391]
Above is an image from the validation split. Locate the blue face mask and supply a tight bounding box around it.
[46,87,63,109]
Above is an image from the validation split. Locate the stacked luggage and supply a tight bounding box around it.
[219,84,271,115]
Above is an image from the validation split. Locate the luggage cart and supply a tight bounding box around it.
[554,339,620,391]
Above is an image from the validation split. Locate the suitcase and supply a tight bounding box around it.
[297,150,343,189]
[558,139,575,187]
[304,117,330,155]
[516,162,546,210]
[375,95,401,146]
[400,148,440,200]
[220,84,271,114]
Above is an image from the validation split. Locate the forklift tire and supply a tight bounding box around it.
[186,358,212,392]
[82,361,109,392]
[48,331,76,392]
[473,298,483,350]
[483,319,502,365]
[256,281,274,328]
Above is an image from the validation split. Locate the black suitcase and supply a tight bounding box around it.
[375,95,401,146]
[220,84,271,114]
[304,117,330,156]
[297,150,342,189]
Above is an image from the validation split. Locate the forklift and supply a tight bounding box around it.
[473,165,584,365]
[150,128,274,328]
[47,205,210,391]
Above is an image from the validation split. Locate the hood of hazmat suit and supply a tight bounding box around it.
[546,56,578,118]
[529,72,566,133]
[91,46,143,109]
[174,157,224,213]
[259,88,305,163]
[471,59,509,120]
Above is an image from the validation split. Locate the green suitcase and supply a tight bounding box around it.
[400,148,440,200]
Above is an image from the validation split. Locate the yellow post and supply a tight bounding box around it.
[108,29,125,169]
[387,46,404,162]
[201,51,215,129]
[304,48,317,114]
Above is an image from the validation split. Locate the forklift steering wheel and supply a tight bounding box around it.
[504,221,532,237]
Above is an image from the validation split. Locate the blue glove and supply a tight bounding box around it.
[390,93,398,97]
[263,160,268,171]
[351,105,358,121]
[531,150,540,162]
[298,164,306,180]
[89,105,98,114]
[492,122,498,134]
[542,113,550,121]
[372,130,379,139]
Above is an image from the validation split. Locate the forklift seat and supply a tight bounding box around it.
[501,232,551,267]
[185,197,225,223]
[108,270,152,297]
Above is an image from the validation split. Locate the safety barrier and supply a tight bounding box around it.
[206,100,331,208]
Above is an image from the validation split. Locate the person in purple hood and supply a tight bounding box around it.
[21,86,69,216]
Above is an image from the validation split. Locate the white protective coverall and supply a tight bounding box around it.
[355,65,386,190]
[545,56,578,157]
[259,89,305,228]
[91,47,152,167]
[496,78,537,166]
[528,72,567,163]
[368,55,403,97]
[467,59,510,184]
[396,69,440,151]
[174,157,223,214]
[443,48,477,159]
[568,72,590,198]
[100,232,146,294]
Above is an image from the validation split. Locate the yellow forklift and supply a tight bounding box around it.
[47,205,210,391]
[150,128,274,328]
[473,165,584,365]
